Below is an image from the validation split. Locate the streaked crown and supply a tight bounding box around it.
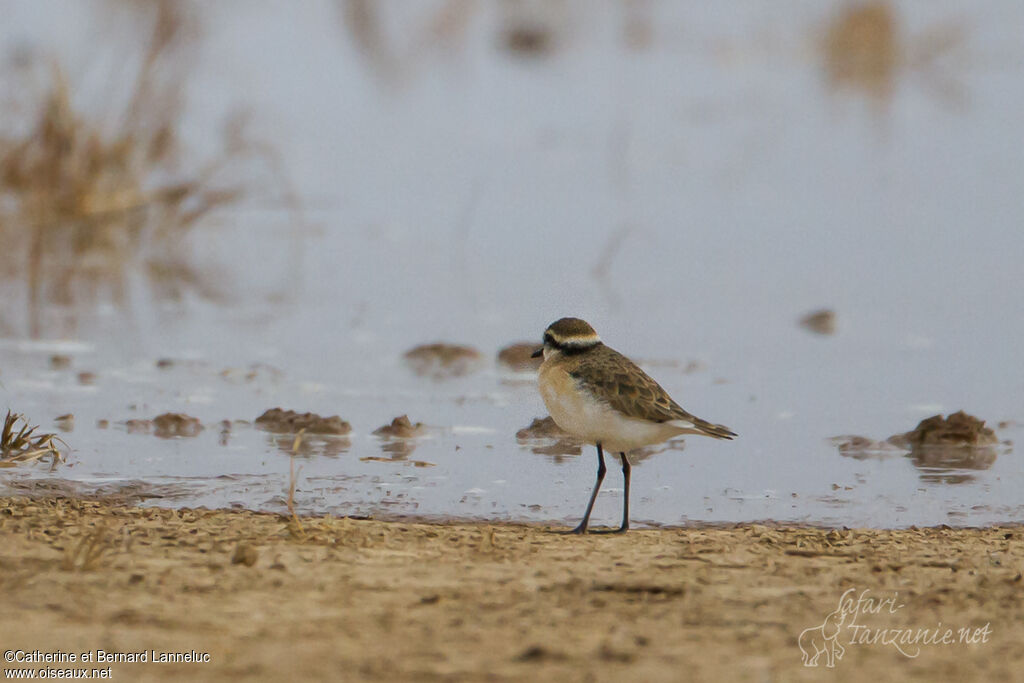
[543,317,601,351]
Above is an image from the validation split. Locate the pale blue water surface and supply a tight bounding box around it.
[0,1,1021,527]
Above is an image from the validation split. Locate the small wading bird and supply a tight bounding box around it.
[533,318,735,533]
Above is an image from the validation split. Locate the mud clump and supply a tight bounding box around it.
[499,2,561,58]
[830,435,904,458]
[497,342,542,372]
[516,417,583,458]
[503,24,554,55]
[231,543,259,567]
[373,415,426,438]
[154,413,202,438]
[404,343,482,379]
[125,413,202,438]
[372,416,426,459]
[822,2,897,99]
[887,412,1002,484]
[54,414,75,432]
[835,412,1004,484]
[888,411,998,449]
[255,408,351,436]
[799,309,837,335]
[516,416,572,440]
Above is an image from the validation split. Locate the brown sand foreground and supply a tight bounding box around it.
[1,497,1021,682]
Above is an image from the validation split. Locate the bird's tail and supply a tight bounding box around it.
[691,416,737,440]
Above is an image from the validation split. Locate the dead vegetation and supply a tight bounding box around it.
[0,0,297,336]
[820,1,968,110]
[0,410,65,467]
[61,524,110,571]
[822,1,898,102]
[286,429,307,540]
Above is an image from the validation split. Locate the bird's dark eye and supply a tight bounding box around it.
[543,332,556,347]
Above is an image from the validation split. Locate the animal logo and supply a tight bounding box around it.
[799,608,846,667]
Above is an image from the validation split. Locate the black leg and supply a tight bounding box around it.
[616,452,630,533]
[568,444,606,534]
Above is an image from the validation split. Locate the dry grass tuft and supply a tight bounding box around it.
[820,1,968,109]
[0,410,66,467]
[0,1,297,335]
[822,1,898,102]
[62,524,110,571]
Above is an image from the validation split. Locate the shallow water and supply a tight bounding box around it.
[1,1,1022,528]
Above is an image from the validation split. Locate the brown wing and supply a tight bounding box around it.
[569,346,691,422]
[569,346,736,439]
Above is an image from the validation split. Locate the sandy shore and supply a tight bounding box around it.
[0,496,1021,682]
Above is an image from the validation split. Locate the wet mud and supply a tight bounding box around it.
[368,416,428,460]
[834,412,1007,484]
[798,309,837,335]
[889,411,999,448]
[497,342,543,372]
[516,416,574,440]
[372,415,426,438]
[254,408,352,436]
[48,354,72,369]
[516,416,584,458]
[403,343,483,378]
[822,2,897,101]
[123,413,203,438]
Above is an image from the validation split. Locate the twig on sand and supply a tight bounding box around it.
[286,428,306,539]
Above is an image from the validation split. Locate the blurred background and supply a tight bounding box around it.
[0,0,1021,527]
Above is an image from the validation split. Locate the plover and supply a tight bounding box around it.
[532,317,735,533]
